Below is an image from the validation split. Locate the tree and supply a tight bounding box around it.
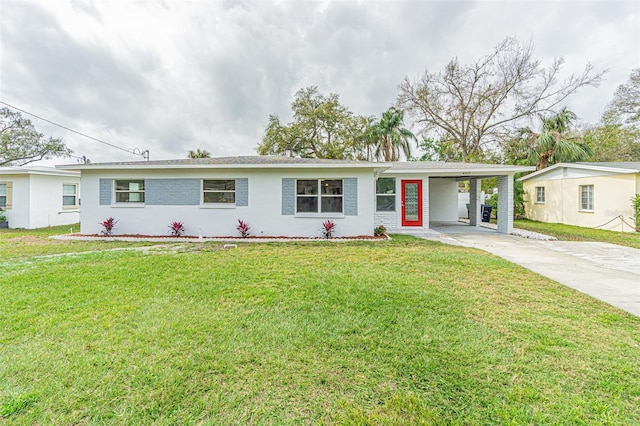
[511,108,592,170]
[605,68,640,126]
[187,148,212,158]
[257,87,369,160]
[369,107,416,161]
[0,107,71,166]
[398,37,605,161]
[583,69,640,162]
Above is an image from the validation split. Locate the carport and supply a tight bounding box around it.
[375,162,535,234]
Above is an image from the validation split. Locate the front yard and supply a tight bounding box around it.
[1,226,639,424]
[514,219,640,249]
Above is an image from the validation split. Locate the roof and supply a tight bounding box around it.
[575,162,640,171]
[384,161,534,177]
[0,165,80,177]
[57,156,533,176]
[519,162,640,182]
[57,156,390,171]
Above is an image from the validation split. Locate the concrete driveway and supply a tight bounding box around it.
[428,231,640,317]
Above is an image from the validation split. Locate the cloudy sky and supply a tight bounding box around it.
[1,0,638,164]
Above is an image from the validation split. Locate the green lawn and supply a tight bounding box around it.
[515,219,640,249]
[1,230,639,424]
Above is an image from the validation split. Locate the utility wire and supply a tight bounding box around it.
[0,100,148,159]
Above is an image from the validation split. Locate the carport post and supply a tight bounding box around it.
[469,178,481,227]
[497,174,513,234]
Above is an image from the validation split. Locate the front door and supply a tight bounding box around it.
[401,180,422,226]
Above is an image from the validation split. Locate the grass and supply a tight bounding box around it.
[515,219,640,249]
[1,230,640,424]
[0,224,154,260]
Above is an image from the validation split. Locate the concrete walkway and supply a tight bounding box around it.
[424,229,640,317]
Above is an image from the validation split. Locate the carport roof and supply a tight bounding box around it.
[384,161,534,176]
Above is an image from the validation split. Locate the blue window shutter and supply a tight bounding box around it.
[145,179,200,205]
[99,179,111,205]
[236,178,248,206]
[344,178,358,216]
[282,178,294,215]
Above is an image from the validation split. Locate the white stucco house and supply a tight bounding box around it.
[58,156,533,237]
[0,166,81,229]
[520,162,640,232]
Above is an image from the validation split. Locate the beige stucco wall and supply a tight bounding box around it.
[523,173,638,232]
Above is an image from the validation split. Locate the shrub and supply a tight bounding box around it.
[168,221,185,237]
[374,225,387,237]
[322,220,336,239]
[100,217,118,236]
[236,219,251,238]
[632,194,640,231]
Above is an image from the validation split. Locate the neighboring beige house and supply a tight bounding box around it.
[519,162,640,232]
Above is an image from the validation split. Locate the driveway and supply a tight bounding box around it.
[428,231,640,317]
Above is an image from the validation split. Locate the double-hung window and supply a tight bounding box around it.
[376,178,396,211]
[580,185,594,211]
[0,183,7,208]
[63,184,78,207]
[535,186,545,204]
[115,180,145,203]
[203,179,235,204]
[296,179,343,213]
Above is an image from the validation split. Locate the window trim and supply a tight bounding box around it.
[201,179,236,207]
[62,183,79,209]
[113,179,145,205]
[535,186,545,204]
[579,184,594,212]
[295,178,344,216]
[0,181,12,210]
[376,177,396,212]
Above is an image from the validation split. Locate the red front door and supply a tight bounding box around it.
[401,180,422,227]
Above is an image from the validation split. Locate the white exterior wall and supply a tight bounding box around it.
[0,173,80,229]
[0,175,30,228]
[80,168,376,238]
[28,175,80,228]
[428,178,459,222]
[523,172,638,232]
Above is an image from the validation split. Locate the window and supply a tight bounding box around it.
[63,184,78,207]
[535,186,545,204]
[376,178,396,211]
[296,179,343,213]
[0,183,6,208]
[580,185,594,211]
[203,179,235,204]
[115,180,145,203]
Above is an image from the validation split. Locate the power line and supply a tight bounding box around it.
[0,100,149,160]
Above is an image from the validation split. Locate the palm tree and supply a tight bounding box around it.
[523,108,592,170]
[371,107,416,161]
[187,149,212,159]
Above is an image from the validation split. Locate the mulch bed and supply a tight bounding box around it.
[56,234,390,241]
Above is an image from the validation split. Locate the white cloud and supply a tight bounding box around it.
[1,0,638,164]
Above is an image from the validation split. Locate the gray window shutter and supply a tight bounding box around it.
[235,178,248,206]
[99,179,111,205]
[344,177,357,216]
[282,178,294,215]
[145,179,200,205]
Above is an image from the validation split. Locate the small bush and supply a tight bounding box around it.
[100,217,118,236]
[322,220,336,239]
[236,219,251,238]
[168,221,185,237]
[374,225,387,237]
